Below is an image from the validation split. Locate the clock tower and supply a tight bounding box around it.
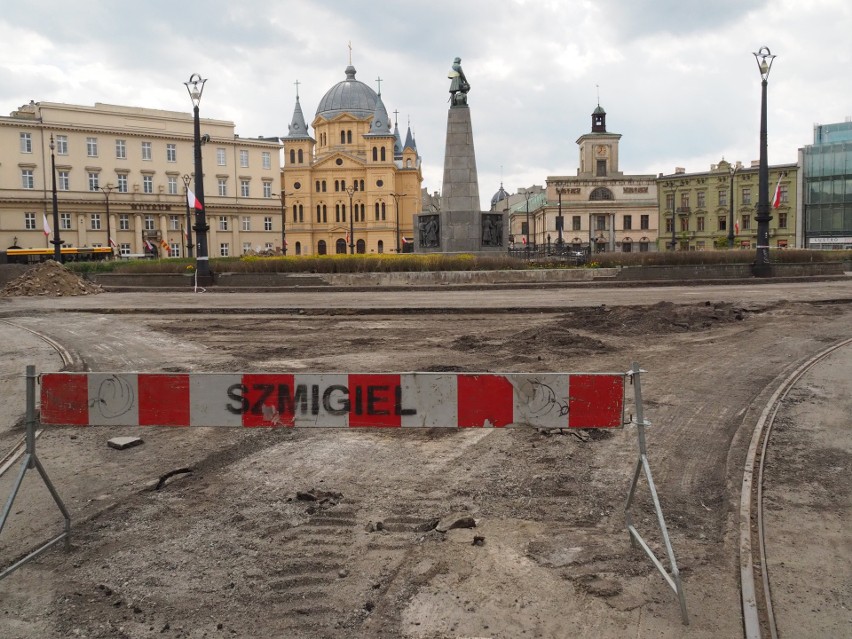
[576,103,622,178]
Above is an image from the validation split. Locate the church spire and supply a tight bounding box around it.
[364,93,392,137]
[285,92,311,140]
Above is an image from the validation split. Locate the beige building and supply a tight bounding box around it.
[281,65,423,255]
[656,159,798,251]
[501,104,659,253]
[0,101,282,257]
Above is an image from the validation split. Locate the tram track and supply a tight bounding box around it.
[739,336,852,639]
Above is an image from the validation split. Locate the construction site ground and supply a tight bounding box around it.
[0,268,850,639]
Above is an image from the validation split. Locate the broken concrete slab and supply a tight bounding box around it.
[107,436,143,450]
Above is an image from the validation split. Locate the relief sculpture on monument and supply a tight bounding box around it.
[481,214,503,247]
[418,215,440,248]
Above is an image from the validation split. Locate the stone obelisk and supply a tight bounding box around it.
[414,57,507,254]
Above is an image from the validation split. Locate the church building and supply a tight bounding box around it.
[281,65,423,255]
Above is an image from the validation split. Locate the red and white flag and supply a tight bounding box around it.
[734,219,740,235]
[521,236,527,245]
[145,239,154,251]
[187,187,204,211]
[109,237,117,248]
[772,176,783,209]
[345,232,350,245]
[401,236,409,245]
[42,213,51,237]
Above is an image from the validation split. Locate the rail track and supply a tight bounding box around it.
[739,336,852,638]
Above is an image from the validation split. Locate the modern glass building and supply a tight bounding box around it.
[799,121,852,249]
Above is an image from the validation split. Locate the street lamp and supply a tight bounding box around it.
[524,190,532,258]
[753,46,776,276]
[48,135,62,262]
[390,192,407,253]
[181,174,194,258]
[727,163,738,249]
[669,183,678,251]
[185,73,211,280]
[346,185,355,254]
[279,191,288,255]
[100,184,114,257]
[556,187,564,251]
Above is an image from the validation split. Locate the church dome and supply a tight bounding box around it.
[315,65,379,120]
[490,184,509,208]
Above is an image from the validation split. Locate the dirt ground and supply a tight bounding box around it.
[0,287,850,638]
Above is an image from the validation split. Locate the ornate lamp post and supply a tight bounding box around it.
[346,185,355,254]
[524,191,532,258]
[753,46,776,276]
[181,174,194,258]
[556,187,564,250]
[100,184,114,257]
[48,135,62,262]
[727,163,738,249]
[185,73,210,279]
[390,192,407,253]
[279,191,287,255]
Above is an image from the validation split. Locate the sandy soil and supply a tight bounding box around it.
[0,294,850,638]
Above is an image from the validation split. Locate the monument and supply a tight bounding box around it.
[414,57,508,254]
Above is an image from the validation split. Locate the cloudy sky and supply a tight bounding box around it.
[2,0,849,209]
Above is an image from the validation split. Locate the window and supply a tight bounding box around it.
[336,204,342,223]
[215,148,226,166]
[779,185,789,204]
[169,215,180,231]
[219,216,229,231]
[665,193,674,209]
[242,242,252,254]
[116,139,126,159]
[144,215,155,231]
[742,215,751,230]
[218,178,227,196]
[741,188,751,205]
[119,214,130,230]
[289,149,295,164]
[572,216,581,231]
[55,135,68,155]
[322,180,327,192]
[60,212,71,230]
[58,171,70,191]
[242,216,251,231]
[380,202,386,220]
[264,242,273,252]
[298,149,303,163]
[166,144,177,162]
[697,191,706,208]
[680,193,689,209]
[623,215,632,230]
[664,218,673,233]
[374,202,380,220]
[91,214,102,230]
[141,141,152,160]
[262,152,271,169]
[20,132,32,153]
[24,212,36,229]
[167,176,178,195]
[263,181,272,198]
[372,147,378,161]
[170,242,181,258]
[589,187,614,201]
[21,169,34,189]
[119,243,131,256]
[117,174,128,193]
[719,190,728,207]
[639,242,649,252]
[88,172,100,191]
[640,215,649,230]
[596,159,606,177]
[380,147,386,161]
[220,243,230,257]
[778,212,788,229]
[679,217,689,232]
[697,216,705,231]
[264,217,273,231]
[595,216,606,231]
[143,175,153,193]
[240,180,250,197]
[86,137,98,157]
[718,217,727,231]
[239,150,249,168]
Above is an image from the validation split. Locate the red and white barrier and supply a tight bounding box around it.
[40,372,625,429]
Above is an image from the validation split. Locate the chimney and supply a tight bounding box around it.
[675,167,686,174]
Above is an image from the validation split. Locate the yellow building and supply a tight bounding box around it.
[0,101,282,257]
[656,159,798,251]
[281,65,423,255]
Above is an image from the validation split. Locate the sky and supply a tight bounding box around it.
[2,0,850,210]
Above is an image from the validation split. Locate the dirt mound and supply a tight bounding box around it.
[558,300,747,335]
[0,260,103,297]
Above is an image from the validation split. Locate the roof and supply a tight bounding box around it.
[315,66,378,120]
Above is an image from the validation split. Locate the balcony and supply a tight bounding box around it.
[676,206,691,215]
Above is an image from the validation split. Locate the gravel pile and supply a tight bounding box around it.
[0,260,103,297]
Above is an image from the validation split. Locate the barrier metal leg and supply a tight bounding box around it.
[0,365,71,581]
[624,361,689,625]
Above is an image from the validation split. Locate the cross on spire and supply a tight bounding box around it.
[294,79,300,99]
[393,109,399,126]
[348,41,352,65]
[375,76,383,96]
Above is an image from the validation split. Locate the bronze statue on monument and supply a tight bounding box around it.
[448,57,470,106]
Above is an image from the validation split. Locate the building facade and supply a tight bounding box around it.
[656,159,798,251]
[510,105,659,253]
[0,101,282,257]
[799,121,852,250]
[281,66,423,256]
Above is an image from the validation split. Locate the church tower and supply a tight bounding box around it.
[576,103,623,178]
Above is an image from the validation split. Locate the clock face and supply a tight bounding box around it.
[596,145,607,156]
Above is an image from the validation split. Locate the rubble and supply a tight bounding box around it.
[0,260,103,297]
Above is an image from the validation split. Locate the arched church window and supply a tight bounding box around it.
[589,187,614,201]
